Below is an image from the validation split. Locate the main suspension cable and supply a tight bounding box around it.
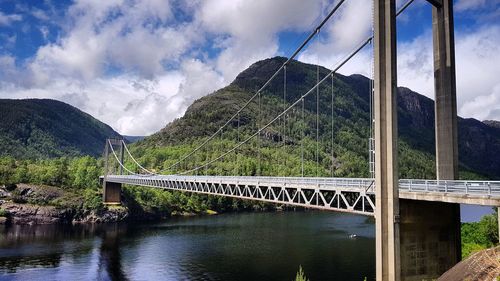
[107,140,145,176]
[331,73,335,177]
[316,28,320,177]
[283,65,287,172]
[178,37,372,175]
[119,0,417,177]
[151,0,348,175]
[121,140,156,175]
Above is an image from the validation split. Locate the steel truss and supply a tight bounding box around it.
[106,175,376,215]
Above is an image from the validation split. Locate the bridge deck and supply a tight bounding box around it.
[104,175,500,215]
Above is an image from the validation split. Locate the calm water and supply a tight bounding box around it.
[0,212,375,281]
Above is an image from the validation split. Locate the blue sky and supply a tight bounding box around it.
[0,0,499,135]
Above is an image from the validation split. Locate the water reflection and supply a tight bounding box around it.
[97,224,128,281]
[0,212,376,281]
[0,223,129,280]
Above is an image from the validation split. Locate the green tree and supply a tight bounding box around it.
[0,157,16,185]
[461,210,499,258]
[69,156,101,189]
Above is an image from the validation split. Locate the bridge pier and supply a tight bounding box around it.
[103,181,122,204]
[399,199,461,280]
[103,138,123,205]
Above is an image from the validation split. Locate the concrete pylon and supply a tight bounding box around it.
[432,0,458,180]
[103,138,122,205]
[373,1,400,280]
[398,1,461,280]
[432,0,461,264]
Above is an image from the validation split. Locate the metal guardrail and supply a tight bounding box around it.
[107,175,376,192]
[399,179,500,197]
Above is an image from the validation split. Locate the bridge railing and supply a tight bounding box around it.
[106,175,500,197]
[399,179,500,197]
[112,175,376,192]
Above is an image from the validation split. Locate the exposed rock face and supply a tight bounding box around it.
[72,208,129,224]
[484,120,500,129]
[1,202,129,225]
[1,202,74,224]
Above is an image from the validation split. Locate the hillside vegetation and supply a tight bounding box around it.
[0,99,122,158]
[131,57,500,180]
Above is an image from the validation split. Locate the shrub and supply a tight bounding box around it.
[82,189,104,213]
[0,208,7,217]
[294,265,309,281]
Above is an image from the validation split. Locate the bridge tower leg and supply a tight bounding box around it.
[374,0,461,280]
[103,138,122,204]
[399,1,461,280]
[373,0,400,280]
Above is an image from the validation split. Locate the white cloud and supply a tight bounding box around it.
[0,11,22,26]
[298,0,373,76]
[456,26,500,121]
[396,31,434,97]
[114,59,224,135]
[31,8,50,21]
[28,0,186,82]
[197,0,323,81]
[0,73,183,135]
[389,25,500,122]
[0,0,328,135]
[455,0,487,12]
[2,0,500,138]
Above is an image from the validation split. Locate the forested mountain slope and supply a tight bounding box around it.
[134,57,500,179]
[0,99,122,158]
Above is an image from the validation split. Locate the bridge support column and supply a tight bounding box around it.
[103,181,122,204]
[103,138,123,205]
[373,0,400,280]
[432,0,458,180]
[397,1,461,279]
[399,199,461,280]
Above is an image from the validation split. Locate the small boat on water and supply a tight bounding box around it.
[349,234,357,239]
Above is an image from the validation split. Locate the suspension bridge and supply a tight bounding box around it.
[101,0,500,280]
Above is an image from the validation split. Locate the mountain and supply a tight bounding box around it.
[0,99,122,158]
[136,57,500,180]
[124,135,146,143]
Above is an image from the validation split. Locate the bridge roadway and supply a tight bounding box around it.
[103,175,500,215]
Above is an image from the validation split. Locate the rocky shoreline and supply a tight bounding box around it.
[0,183,282,226]
[0,184,129,225]
[0,202,129,225]
[0,184,225,226]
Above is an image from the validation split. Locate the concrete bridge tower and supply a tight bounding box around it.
[373,0,460,280]
[103,138,123,204]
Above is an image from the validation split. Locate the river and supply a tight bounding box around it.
[0,211,375,281]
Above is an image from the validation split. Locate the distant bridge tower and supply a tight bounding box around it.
[373,0,460,280]
[103,138,123,204]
